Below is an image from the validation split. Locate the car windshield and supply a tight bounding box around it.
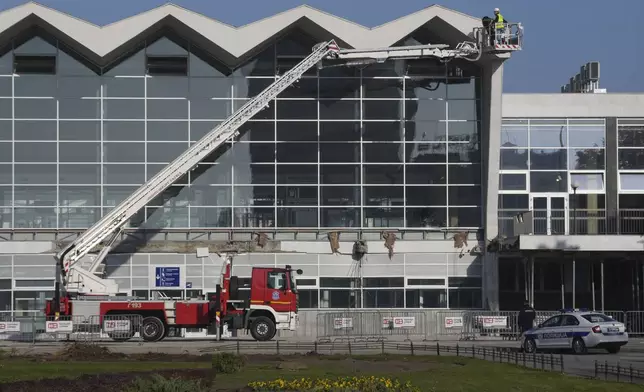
[582,314,614,323]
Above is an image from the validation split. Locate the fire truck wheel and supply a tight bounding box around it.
[141,316,165,342]
[250,316,276,342]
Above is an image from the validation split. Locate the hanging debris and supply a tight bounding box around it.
[453,231,469,249]
[255,232,269,248]
[327,231,340,254]
[382,231,397,259]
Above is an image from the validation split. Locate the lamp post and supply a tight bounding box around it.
[571,183,579,235]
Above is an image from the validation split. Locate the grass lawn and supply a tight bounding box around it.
[0,354,641,392]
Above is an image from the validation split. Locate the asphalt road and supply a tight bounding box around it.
[2,338,644,383]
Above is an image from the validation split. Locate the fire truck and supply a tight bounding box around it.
[44,25,522,342]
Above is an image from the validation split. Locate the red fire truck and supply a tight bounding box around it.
[46,255,302,342]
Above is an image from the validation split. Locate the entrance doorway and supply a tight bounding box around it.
[530,194,569,235]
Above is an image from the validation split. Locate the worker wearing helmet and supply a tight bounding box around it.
[493,8,509,45]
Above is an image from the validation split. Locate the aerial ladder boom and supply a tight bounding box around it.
[58,39,483,296]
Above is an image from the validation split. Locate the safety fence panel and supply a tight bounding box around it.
[377,310,428,341]
[468,311,520,340]
[316,311,386,342]
[626,311,644,337]
[435,311,472,340]
[86,314,144,343]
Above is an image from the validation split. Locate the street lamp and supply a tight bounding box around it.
[571,182,579,234]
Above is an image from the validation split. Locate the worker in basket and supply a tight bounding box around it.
[492,8,509,45]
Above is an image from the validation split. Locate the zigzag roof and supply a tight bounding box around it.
[0,2,480,63]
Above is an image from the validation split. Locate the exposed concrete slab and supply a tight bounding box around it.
[0,241,55,254]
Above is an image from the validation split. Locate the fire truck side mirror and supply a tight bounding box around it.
[296,269,303,275]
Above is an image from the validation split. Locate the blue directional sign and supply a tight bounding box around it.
[155,267,180,287]
[186,282,192,289]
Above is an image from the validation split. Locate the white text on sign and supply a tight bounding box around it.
[0,322,20,332]
[46,321,74,333]
[333,318,353,329]
[103,320,131,332]
[382,317,416,329]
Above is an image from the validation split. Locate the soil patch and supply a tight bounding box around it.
[0,369,223,392]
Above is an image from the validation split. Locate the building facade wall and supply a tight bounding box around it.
[0,30,490,316]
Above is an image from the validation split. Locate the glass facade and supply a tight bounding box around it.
[498,118,606,236]
[0,32,483,230]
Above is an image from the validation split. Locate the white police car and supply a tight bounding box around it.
[522,310,628,355]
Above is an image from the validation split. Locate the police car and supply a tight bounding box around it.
[522,309,628,354]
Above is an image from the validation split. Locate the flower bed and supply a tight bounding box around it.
[248,376,421,392]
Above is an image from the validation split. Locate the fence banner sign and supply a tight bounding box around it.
[0,322,20,333]
[333,318,353,329]
[478,316,508,328]
[103,319,131,332]
[382,317,416,329]
[46,320,74,333]
[444,317,464,328]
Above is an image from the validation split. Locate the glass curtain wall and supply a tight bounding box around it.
[0,32,482,230]
[498,118,606,236]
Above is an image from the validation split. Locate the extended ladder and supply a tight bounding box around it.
[59,39,482,295]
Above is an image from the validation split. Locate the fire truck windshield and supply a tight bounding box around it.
[289,271,297,293]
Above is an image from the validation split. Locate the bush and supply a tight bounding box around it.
[124,375,206,392]
[248,376,421,392]
[212,352,246,374]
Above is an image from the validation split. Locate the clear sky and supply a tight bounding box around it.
[2,0,643,93]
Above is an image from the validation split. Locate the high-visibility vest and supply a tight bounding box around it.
[495,14,505,29]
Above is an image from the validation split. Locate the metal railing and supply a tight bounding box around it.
[499,208,644,236]
[595,360,644,383]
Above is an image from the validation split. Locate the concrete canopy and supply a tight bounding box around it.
[0,2,482,68]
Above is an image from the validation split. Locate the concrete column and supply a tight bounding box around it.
[481,59,505,311]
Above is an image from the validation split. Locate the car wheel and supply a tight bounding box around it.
[572,337,587,355]
[606,346,621,354]
[523,337,537,354]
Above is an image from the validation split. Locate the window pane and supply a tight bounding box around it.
[148,121,188,141]
[500,149,527,169]
[363,122,404,142]
[233,207,275,228]
[530,126,567,148]
[448,186,481,206]
[363,101,402,120]
[618,149,644,170]
[59,186,100,206]
[618,125,644,147]
[277,186,317,206]
[406,164,446,185]
[320,164,359,185]
[14,99,56,119]
[104,142,145,163]
[321,207,359,227]
[277,164,317,184]
[104,99,145,119]
[320,121,359,142]
[406,143,446,163]
[276,100,317,120]
[500,124,528,147]
[189,207,231,227]
[14,120,56,140]
[59,164,100,184]
[320,143,359,163]
[363,143,403,163]
[364,165,403,184]
[59,142,99,163]
[405,186,445,206]
[59,121,100,141]
[104,121,145,141]
[15,164,56,184]
[500,173,526,191]
[365,186,404,206]
[569,148,604,170]
[103,164,145,184]
[147,142,187,163]
[103,77,144,98]
[232,186,272,207]
[14,142,56,162]
[319,100,359,120]
[364,208,404,227]
[277,207,317,227]
[530,171,568,193]
[321,186,360,206]
[620,174,644,191]
[363,78,402,99]
[276,143,315,163]
[276,121,315,142]
[569,127,605,148]
[448,100,478,121]
[530,149,567,170]
[147,99,188,120]
[407,207,446,227]
[406,100,445,121]
[404,121,445,142]
[571,173,604,191]
[449,164,480,185]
